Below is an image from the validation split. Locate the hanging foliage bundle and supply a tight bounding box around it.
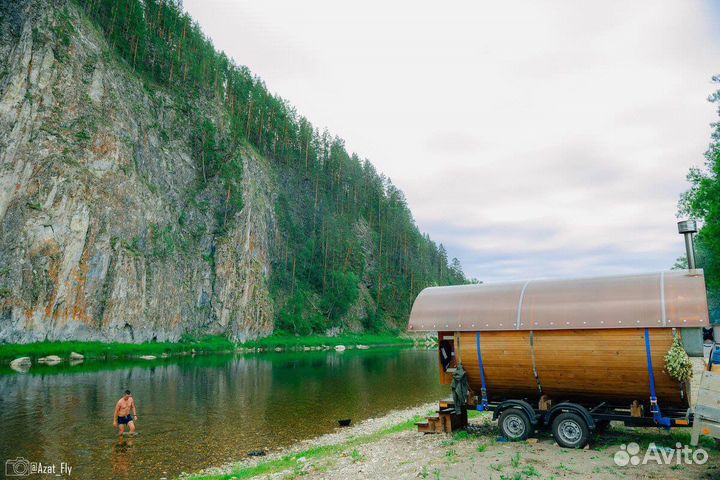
[665,336,693,383]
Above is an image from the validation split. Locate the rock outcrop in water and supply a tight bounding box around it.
[0,0,468,343]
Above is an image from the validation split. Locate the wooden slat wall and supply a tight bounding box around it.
[458,331,538,399]
[456,328,688,408]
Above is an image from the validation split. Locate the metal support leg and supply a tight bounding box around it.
[691,419,701,447]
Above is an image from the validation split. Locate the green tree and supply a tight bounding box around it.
[680,75,720,323]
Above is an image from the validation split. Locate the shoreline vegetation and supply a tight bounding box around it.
[0,333,429,366]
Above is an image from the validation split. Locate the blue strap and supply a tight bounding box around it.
[644,328,671,428]
[476,331,489,411]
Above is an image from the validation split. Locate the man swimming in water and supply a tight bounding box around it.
[113,390,138,436]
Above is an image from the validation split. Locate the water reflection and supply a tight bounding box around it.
[0,348,445,479]
[111,437,135,478]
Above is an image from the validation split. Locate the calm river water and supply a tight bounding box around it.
[0,348,446,479]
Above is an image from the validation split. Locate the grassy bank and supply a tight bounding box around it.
[0,335,234,362]
[240,333,415,350]
[0,333,420,363]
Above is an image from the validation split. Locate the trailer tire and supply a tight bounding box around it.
[499,409,532,441]
[552,412,589,449]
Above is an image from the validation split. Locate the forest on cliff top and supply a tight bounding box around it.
[70,0,470,334]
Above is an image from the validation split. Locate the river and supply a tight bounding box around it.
[0,348,446,479]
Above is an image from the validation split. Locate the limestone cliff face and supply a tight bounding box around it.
[0,1,274,342]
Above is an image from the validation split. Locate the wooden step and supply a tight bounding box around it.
[416,408,469,434]
[415,421,431,433]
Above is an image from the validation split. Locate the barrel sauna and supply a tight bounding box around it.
[408,270,710,410]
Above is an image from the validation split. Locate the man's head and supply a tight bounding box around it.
[123,389,131,399]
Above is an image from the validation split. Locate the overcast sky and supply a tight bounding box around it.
[184,0,720,283]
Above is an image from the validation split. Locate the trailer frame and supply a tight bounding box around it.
[418,396,697,449]
[487,398,695,448]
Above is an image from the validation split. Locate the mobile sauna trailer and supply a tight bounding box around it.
[408,270,714,448]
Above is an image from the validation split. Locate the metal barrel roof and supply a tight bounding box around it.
[407,270,709,332]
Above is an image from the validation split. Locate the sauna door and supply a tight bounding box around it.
[439,332,456,384]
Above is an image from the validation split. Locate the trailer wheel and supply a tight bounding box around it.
[552,412,589,448]
[498,409,532,441]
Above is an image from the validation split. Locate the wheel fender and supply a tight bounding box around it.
[493,400,539,425]
[544,403,595,431]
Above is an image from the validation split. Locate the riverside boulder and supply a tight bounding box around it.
[38,355,62,365]
[9,357,32,372]
[10,357,31,367]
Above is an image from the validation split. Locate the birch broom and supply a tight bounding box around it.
[665,336,693,383]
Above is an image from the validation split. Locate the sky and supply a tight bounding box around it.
[184,0,720,283]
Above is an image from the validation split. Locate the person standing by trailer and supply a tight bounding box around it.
[113,390,138,436]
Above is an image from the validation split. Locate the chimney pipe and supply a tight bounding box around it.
[677,220,698,270]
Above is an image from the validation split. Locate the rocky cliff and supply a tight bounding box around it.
[0,0,468,344]
[0,0,276,342]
